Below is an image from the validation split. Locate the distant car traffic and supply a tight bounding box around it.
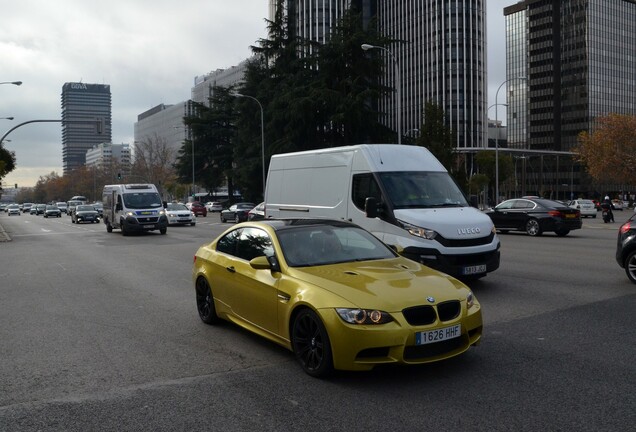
[568,199,596,218]
[187,201,207,217]
[35,204,46,215]
[205,201,223,212]
[22,203,33,213]
[30,205,38,215]
[486,197,582,236]
[6,204,20,216]
[56,202,68,214]
[165,203,196,226]
[72,205,99,224]
[67,200,83,217]
[616,213,636,284]
[192,218,482,377]
[247,202,265,221]
[43,205,62,218]
[220,202,255,223]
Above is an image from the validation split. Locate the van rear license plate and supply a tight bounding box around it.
[462,264,486,275]
[416,324,461,345]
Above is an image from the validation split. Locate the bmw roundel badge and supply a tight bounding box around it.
[427,296,435,303]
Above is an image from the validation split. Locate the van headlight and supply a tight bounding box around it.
[398,220,437,240]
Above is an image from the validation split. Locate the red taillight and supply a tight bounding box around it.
[620,222,632,234]
[193,255,197,264]
[548,210,561,217]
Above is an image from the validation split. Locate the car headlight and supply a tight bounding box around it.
[398,220,437,240]
[466,291,475,309]
[336,308,393,325]
[126,211,135,217]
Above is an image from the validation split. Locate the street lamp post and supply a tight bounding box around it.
[361,43,401,144]
[495,76,526,205]
[0,81,22,86]
[232,93,266,198]
[1,117,14,120]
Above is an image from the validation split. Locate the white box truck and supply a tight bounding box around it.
[102,184,168,235]
[265,144,500,279]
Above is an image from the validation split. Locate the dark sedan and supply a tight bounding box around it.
[220,202,255,223]
[72,205,99,224]
[43,205,62,218]
[616,213,636,284]
[486,198,582,237]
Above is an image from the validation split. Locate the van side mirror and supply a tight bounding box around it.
[365,197,378,218]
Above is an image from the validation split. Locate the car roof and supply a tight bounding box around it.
[249,218,356,232]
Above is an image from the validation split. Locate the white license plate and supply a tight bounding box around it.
[462,264,486,275]
[416,324,461,345]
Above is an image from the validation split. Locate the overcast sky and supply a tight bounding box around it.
[1,0,510,188]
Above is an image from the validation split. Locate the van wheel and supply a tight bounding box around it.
[121,222,129,236]
[106,223,113,233]
[160,228,167,234]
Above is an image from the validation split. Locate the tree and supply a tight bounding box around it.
[132,134,177,198]
[178,90,237,200]
[575,113,636,185]
[475,150,514,202]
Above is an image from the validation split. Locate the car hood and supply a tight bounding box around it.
[393,207,494,240]
[288,257,469,311]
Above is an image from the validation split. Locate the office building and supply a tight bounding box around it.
[85,142,131,173]
[134,102,196,161]
[277,1,487,148]
[192,59,251,106]
[61,82,112,174]
[505,0,636,152]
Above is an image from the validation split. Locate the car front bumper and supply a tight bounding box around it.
[317,303,483,372]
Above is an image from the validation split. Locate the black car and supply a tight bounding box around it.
[220,202,255,223]
[43,205,62,218]
[35,204,47,215]
[486,197,582,237]
[72,204,99,224]
[616,214,636,283]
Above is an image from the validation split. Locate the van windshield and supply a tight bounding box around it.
[122,192,163,209]
[378,171,468,209]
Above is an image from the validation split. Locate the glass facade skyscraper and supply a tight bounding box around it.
[505,0,636,152]
[278,0,487,148]
[61,82,112,174]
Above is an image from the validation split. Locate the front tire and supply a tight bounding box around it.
[235,214,240,224]
[525,219,542,236]
[291,309,333,378]
[160,228,167,234]
[195,277,221,324]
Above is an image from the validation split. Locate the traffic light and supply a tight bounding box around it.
[14,183,18,189]
[117,173,121,180]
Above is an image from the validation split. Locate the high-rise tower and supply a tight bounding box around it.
[61,82,112,174]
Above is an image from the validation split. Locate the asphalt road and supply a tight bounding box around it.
[0,211,634,431]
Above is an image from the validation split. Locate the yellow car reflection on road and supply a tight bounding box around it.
[192,219,482,377]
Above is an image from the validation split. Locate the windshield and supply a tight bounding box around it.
[122,192,163,209]
[378,171,468,209]
[278,224,396,267]
[77,205,95,212]
[167,203,188,211]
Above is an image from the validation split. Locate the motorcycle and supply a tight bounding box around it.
[601,203,613,223]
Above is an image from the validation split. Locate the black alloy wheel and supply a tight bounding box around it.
[624,250,636,284]
[195,277,220,324]
[291,309,333,378]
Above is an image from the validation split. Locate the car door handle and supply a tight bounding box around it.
[226,266,236,273]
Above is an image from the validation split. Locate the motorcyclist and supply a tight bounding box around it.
[601,196,615,223]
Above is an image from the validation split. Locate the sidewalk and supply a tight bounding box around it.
[0,222,11,242]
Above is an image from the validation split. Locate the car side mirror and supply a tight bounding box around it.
[365,197,378,219]
[250,256,271,270]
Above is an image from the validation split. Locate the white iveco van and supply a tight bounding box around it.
[102,184,168,235]
[265,144,500,279]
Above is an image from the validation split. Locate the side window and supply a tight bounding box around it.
[216,229,242,257]
[237,228,274,261]
[352,173,382,211]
